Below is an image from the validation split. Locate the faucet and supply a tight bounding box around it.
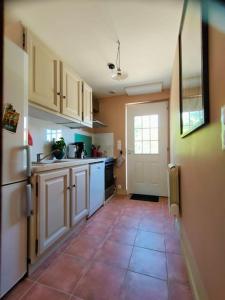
[36,150,56,163]
[36,149,67,163]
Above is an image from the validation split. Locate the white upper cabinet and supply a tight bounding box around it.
[60,62,82,121]
[82,82,93,127]
[26,29,93,127]
[26,30,60,112]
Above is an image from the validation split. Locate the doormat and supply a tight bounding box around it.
[130,194,159,202]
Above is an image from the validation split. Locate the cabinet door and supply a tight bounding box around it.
[61,62,82,120]
[37,169,70,255]
[82,82,93,127]
[71,165,89,226]
[26,30,60,112]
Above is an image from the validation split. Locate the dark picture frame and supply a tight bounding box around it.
[179,0,209,137]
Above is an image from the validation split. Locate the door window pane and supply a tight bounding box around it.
[143,141,150,153]
[134,114,159,154]
[135,129,142,141]
[143,129,150,140]
[150,128,158,140]
[135,141,142,154]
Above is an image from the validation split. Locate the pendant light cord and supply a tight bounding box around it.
[116,40,120,71]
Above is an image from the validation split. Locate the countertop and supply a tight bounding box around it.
[31,158,107,173]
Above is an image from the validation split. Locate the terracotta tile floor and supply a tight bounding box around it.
[3,196,194,300]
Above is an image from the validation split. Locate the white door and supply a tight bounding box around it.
[61,62,82,120]
[82,82,93,127]
[3,38,28,185]
[126,101,168,196]
[37,169,70,255]
[89,162,105,216]
[1,182,27,297]
[70,165,89,226]
[26,30,60,112]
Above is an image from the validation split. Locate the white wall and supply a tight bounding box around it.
[29,116,92,161]
[93,133,114,157]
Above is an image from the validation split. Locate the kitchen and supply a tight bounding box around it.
[0,1,195,300]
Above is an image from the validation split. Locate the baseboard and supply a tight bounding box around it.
[180,223,209,300]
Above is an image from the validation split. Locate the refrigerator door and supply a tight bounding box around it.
[0,182,27,298]
[2,38,28,185]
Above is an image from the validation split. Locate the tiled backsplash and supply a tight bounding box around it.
[29,116,92,162]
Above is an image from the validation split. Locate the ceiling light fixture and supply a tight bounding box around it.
[108,40,128,81]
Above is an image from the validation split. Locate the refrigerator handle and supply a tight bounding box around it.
[26,184,32,217]
[26,145,32,177]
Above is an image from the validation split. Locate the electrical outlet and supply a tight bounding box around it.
[117,184,122,190]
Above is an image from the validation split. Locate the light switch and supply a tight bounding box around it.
[221,106,225,150]
[117,140,122,150]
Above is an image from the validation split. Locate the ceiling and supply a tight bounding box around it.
[5,0,184,98]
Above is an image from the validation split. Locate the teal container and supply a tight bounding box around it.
[74,133,92,157]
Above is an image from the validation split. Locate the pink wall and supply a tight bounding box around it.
[170,23,225,300]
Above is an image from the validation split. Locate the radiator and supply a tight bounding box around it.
[168,164,180,217]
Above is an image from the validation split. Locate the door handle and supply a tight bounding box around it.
[26,184,32,217]
[26,145,32,177]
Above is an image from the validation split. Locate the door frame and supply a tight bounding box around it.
[125,99,170,194]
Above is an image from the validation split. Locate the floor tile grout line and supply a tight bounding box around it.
[14,279,36,300]
[33,281,74,297]
[126,268,169,283]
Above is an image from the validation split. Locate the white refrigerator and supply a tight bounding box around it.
[0,38,31,297]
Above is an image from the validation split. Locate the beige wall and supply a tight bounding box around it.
[94,91,170,193]
[4,20,23,48]
[170,26,225,300]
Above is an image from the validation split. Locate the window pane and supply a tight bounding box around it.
[135,141,142,154]
[135,129,142,141]
[46,134,51,142]
[143,129,150,140]
[150,115,158,127]
[142,116,150,128]
[150,141,159,154]
[134,116,142,128]
[150,128,158,140]
[143,141,150,153]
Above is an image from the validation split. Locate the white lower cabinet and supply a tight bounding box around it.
[37,169,70,255]
[70,165,89,226]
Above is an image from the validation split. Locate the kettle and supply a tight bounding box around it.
[68,144,77,158]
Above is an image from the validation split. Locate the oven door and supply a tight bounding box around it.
[105,162,115,200]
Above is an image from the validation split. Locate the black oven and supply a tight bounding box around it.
[105,157,115,200]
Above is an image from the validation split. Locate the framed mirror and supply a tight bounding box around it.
[179,0,209,137]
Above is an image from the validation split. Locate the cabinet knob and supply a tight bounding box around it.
[72,184,76,188]
[57,92,60,96]
[67,186,71,190]
[63,96,66,99]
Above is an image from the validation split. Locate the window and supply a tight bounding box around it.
[46,129,62,142]
[134,114,159,154]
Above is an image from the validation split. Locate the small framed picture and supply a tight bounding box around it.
[2,104,20,133]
